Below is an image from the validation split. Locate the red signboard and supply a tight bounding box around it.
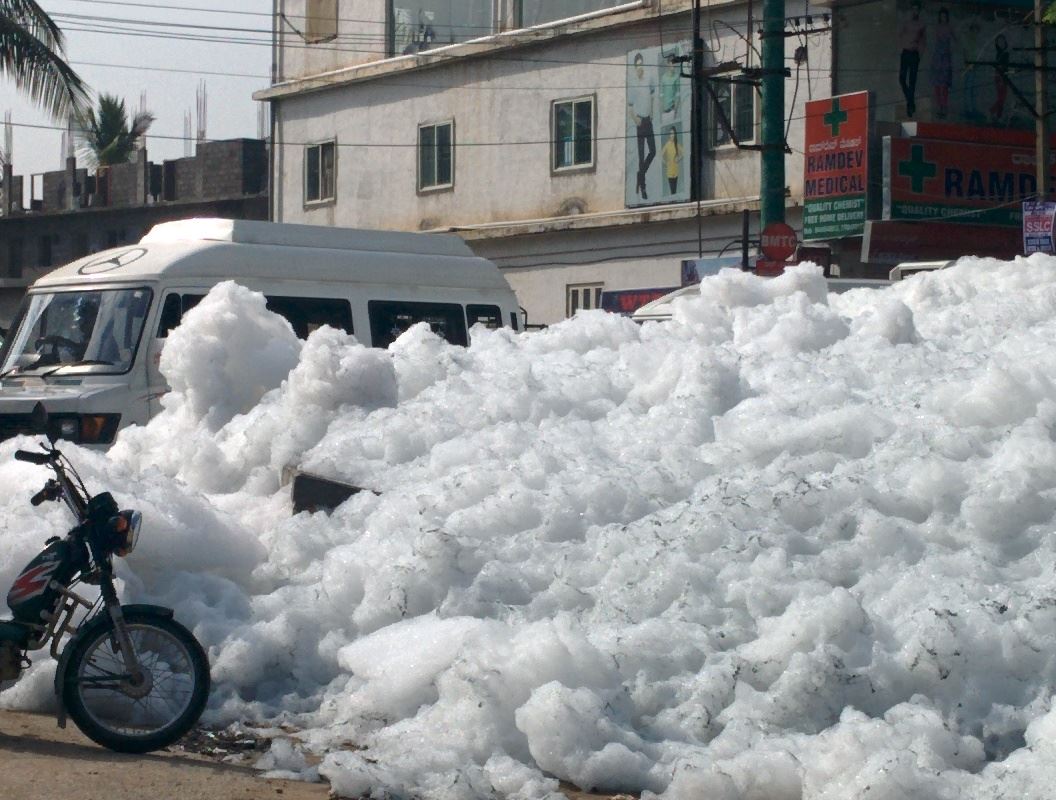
[600,287,676,315]
[862,220,1021,265]
[803,91,870,240]
[760,222,798,261]
[884,137,1055,228]
[756,259,790,276]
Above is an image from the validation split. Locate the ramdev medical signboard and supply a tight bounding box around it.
[803,91,870,241]
[883,137,1051,227]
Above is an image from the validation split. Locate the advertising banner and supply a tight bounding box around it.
[892,1,1055,130]
[625,42,692,208]
[803,92,870,240]
[883,136,1049,227]
[1023,201,1056,255]
[601,287,677,315]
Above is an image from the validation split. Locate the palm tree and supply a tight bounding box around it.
[77,94,154,168]
[0,0,88,118]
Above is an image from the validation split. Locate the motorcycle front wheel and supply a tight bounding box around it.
[61,609,210,754]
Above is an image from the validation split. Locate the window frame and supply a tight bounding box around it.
[566,283,604,317]
[304,0,339,44]
[368,299,468,348]
[710,76,757,150]
[417,120,455,194]
[551,94,596,175]
[304,139,337,207]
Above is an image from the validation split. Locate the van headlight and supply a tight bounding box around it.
[50,414,121,444]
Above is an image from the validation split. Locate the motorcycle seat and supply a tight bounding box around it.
[0,620,31,646]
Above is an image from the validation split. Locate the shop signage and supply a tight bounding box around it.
[861,220,1021,265]
[884,137,1051,228]
[803,91,870,240]
[1023,201,1056,255]
[601,287,677,315]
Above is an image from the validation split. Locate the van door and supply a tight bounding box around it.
[146,291,204,417]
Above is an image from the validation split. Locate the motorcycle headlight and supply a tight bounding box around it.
[110,510,142,557]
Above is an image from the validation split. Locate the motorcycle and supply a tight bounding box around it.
[0,404,209,753]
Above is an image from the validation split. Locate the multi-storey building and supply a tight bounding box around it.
[257,0,1051,325]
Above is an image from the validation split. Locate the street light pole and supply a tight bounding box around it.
[691,0,705,256]
[760,0,786,226]
[1036,0,1052,200]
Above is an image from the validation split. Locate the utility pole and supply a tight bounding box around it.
[1036,0,1051,200]
[690,0,705,256]
[760,0,785,226]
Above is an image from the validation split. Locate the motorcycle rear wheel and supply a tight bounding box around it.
[61,609,210,754]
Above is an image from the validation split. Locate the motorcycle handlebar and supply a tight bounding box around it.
[15,450,51,465]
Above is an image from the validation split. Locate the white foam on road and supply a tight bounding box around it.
[5,259,1056,799]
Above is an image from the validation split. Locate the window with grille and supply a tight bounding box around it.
[566,283,603,317]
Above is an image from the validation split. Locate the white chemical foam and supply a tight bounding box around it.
[4,260,1056,798]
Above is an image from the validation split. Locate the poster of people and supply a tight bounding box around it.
[895,0,1052,129]
[625,42,692,208]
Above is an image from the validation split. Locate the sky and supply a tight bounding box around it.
[4,0,273,181]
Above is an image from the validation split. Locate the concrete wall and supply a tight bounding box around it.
[273,6,831,231]
[277,0,386,80]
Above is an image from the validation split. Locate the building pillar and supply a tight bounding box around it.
[1,163,11,217]
[65,156,77,210]
[136,148,149,205]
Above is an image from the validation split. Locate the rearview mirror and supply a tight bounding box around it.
[30,402,51,439]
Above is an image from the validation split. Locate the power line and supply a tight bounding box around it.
[70,59,268,80]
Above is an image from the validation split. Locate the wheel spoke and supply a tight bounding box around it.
[72,621,203,740]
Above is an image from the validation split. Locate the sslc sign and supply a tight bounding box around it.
[761,222,798,261]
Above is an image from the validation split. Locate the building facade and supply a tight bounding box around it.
[258,0,1050,325]
[0,139,269,324]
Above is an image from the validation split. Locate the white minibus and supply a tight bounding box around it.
[0,218,520,446]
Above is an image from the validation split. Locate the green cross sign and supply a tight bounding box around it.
[898,144,937,193]
[823,98,849,137]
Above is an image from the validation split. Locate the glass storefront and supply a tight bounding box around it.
[520,0,629,27]
[388,1,632,54]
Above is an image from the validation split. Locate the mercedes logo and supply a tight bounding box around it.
[78,247,148,275]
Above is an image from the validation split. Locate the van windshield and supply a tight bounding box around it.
[0,288,153,376]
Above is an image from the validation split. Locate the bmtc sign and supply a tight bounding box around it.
[758,222,799,275]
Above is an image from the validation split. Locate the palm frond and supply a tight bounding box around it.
[76,93,154,168]
[0,8,89,119]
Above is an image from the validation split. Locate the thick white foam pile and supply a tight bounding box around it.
[4,260,1056,799]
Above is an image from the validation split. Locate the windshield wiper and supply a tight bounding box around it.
[40,360,115,377]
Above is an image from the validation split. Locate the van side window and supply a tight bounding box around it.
[368,300,468,348]
[156,293,206,338]
[466,304,502,330]
[264,296,354,339]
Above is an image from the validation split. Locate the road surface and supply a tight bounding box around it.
[0,710,330,800]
